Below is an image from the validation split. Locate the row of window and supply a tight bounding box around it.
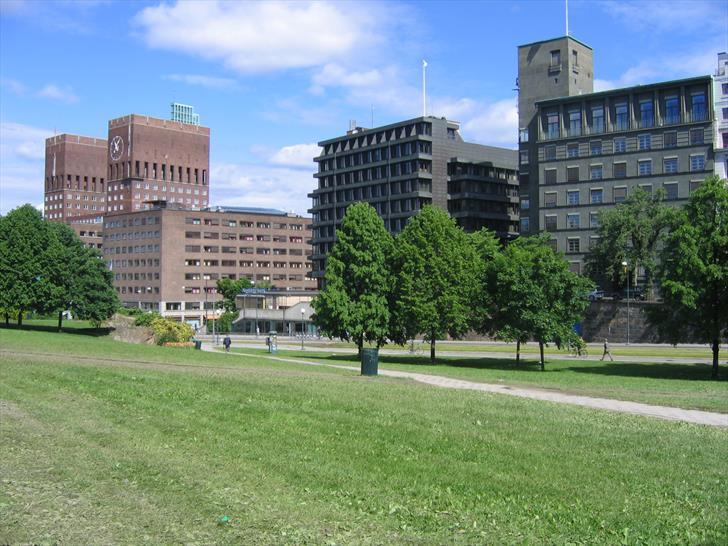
[183,261,307,271]
[318,141,432,173]
[542,154,706,184]
[104,244,160,255]
[317,160,432,189]
[110,160,207,185]
[184,232,305,244]
[543,180,702,209]
[183,217,305,230]
[105,231,159,241]
[314,179,432,205]
[46,174,105,192]
[320,122,433,157]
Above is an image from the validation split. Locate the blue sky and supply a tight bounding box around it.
[1,0,726,216]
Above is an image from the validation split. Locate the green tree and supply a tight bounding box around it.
[71,247,119,327]
[216,277,253,313]
[312,203,394,354]
[470,228,503,338]
[492,235,592,370]
[0,205,54,326]
[391,206,479,362]
[585,187,673,294]
[649,176,728,380]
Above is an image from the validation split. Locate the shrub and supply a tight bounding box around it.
[149,316,194,345]
[134,311,163,327]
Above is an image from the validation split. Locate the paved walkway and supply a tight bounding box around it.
[203,343,728,428]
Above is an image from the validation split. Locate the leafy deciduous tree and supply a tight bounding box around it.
[649,176,728,380]
[391,206,479,362]
[312,203,394,354]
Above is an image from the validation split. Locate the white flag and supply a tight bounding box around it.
[422,60,428,68]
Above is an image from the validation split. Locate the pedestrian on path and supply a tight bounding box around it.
[600,338,613,361]
[223,335,231,352]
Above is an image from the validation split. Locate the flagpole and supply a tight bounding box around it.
[566,0,569,36]
[422,60,427,117]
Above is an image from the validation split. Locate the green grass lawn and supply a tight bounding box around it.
[1,325,727,544]
[240,348,728,414]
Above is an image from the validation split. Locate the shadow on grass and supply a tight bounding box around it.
[0,323,113,337]
[570,362,723,382]
[299,350,721,381]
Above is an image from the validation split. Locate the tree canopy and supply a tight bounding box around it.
[216,277,253,313]
[585,187,674,293]
[390,206,479,362]
[648,176,728,379]
[312,203,394,352]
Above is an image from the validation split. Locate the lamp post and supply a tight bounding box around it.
[622,260,630,345]
[300,307,306,350]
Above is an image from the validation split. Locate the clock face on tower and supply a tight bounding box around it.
[109,135,124,161]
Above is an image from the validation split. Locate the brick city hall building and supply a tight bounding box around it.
[44,104,316,323]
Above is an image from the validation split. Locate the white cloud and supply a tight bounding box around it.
[1,78,26,95]
[162,73,239,90]
[0,122,54,214]
[310,63,385,95]
[36,84,78,104]
[134,1,381,74]
[266,143,321,168]
[461,98,518,149]
[210,162,314,215]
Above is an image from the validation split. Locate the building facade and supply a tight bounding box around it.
[309,116,517,281]
[714,52,728,179]
[106,114,210,213]
[518,36,714,273]
[102,203,315,326]
[44,134,108,221]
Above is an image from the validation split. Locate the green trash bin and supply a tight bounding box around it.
[361,348,379,376]
[194,340,202,350]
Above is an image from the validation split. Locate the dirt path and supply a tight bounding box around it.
[203,345,728,428]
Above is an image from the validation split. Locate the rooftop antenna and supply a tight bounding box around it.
[422,59,428,117]
[565,0,569,36]
[371,104,374,128]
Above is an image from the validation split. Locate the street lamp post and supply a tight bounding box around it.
[622,260,630,345]
[300,307,306,350]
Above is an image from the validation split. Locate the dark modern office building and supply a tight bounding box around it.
[518,36,714,273]
[309,116,518,281]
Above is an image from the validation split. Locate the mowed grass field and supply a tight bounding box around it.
[1,325,727,545]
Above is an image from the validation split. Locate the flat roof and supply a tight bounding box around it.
[536,75,711,106]
[204,205,290,216]
[518,35,592,51]
[317,115,457,146]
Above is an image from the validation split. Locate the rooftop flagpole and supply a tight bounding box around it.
[566,0,569,36]
[422,59,428,117]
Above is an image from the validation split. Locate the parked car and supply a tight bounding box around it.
[619,286,645,301]
[586,288,605,301]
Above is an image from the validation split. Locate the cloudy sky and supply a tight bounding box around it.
[1,0,726,215]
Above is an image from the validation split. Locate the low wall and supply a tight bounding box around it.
[581,301,659,343]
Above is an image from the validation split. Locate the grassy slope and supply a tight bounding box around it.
[246,349,728,414]
[1,326,727,544]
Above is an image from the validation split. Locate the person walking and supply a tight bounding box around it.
[223,335,232,353]
[600,338,613,361]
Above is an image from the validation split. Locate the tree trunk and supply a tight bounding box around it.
[430,337,436,363]
[17,310,23,327]
[357,342,362,360]
[712,338,720,380]
[4,311,9,326]
[57,310,64,332]
[516,340,521,365]
[539,341,545,371]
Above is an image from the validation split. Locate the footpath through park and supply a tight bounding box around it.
[203,342,728,428]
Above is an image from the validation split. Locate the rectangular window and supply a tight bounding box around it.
[567,166,580,182]
[638,159,652,176]
[567,213,580,229]
[723,83,728,95]
[639,98,654,128]
[590,188,603,204]
[567,143,579,157]
[590,141,602,155]
[519,150,529,165]
[638,134,651,150]
[663,157,678,174]
[590,212,600,228]
[590,165,603,180]
[614,162,627,178]
[544,192,557,207]
[567,190,580,205]
[663,131,677,148]
[544,169,557,184]
[547,113,560,139]
[569,109,581,136]
[614,137,626,153]
[550,49,561,67]
[689,128,704,145]
[520,217,530,233]
[689,180,702,194]
[567,238,580,253]
[723,107,728,120]
[690,154,705,171]
[615,102,629,130]
[639,184,653,196]
[691,92,706,121]
[591,105,604,134]
[544,145,557,160]
[614,186,627,203]
[545,215,557,231]
[664,96,680,124]
[520,198,530,210]
[664,183,679,200]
